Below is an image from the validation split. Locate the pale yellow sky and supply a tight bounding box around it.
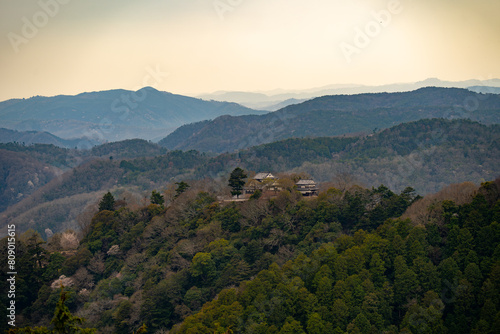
[1,0,499,101]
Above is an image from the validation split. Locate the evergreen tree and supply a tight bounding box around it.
[150,190,164,206]
[98,191,115,211]
[228,167,247,198]
[10,288,96,333]
[174,181,190,198]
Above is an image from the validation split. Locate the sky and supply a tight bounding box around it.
[1,0,499,101]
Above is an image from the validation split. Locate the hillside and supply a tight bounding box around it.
[0,149,60,212]
[1,119,497,238]
[201,119,500,194]
[0,128,93,148]
[2,176,499,333]
[0,139,169,214]
[0,150,209,236]
[160,87,500,153]
[89,139,168,159]
[170,180,500,334]
[0,143,79,169]
[0,87,262,143]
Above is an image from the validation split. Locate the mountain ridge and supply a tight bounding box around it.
[160,87,500,153]
[198,78,500,110]
[0,87,263,144]
[0,128,98,148]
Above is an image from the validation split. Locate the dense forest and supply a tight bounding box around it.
[1,119,498,238]
[1,175,499,333]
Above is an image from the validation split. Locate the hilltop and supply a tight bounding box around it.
[0,87,262,144]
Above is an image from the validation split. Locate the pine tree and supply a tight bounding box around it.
[10,288,96,333]
[174,181,190,198]
[98,192,115,211]
[228,167,247,198]
[150,190,164,207]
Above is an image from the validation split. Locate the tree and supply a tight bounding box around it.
[250,189,262,200]
[51,288,96,334]
[98,192,115,211]
[306,313,327,334]
[280,319,305,334]
[10,288,96,333]
[174,181,190,198]
[218,204,242,232]
[228,167,247,198]
[150,190,164,206]
[191,252,216,283]
[369,253,386,286]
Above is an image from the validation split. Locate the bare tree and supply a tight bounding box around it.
[330,172,358,193]
[88,252,106,276]
[402,181,478,226]
[72,267,95,289]
[76,201,99,238]
[60,230,80,250]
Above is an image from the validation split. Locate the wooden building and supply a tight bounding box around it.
[296,179,318,196]
[244,172,277,194]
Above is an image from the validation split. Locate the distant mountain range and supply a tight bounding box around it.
[0,87,262,145]
[468,86,500,94]
[160,87,500,153]
[198,78,500,110]
[1,79,499,148]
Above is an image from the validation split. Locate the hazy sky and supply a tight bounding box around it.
[1,0,499,101]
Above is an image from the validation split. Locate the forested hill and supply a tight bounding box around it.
[159,87,500,153]
[0,139,169,214]
[0,87,261,143]
[0,128,89,148]
[1,118,497,237]
[169,179,500,334]
[2,175,499,333]
[202,118,500,193]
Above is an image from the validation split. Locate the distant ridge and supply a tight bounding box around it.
[0,87,263,144]
[0,128,96,148]
[198,78,500,110]
[161,87,500,153]
[468,86,500,95]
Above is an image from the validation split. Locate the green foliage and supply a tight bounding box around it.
[175,181,190,198]
[218,204,242,232]
[51,289,95,334]
[249,189,262,200]
[150,190,164,206]
[42,253,66,282]
[98,191,115,211]
[229,167,247,198]
[8,178,500,334]
[9,288,96,333]
[191,252,217,283]
[5,118,498,239]
[169,180,500,333]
